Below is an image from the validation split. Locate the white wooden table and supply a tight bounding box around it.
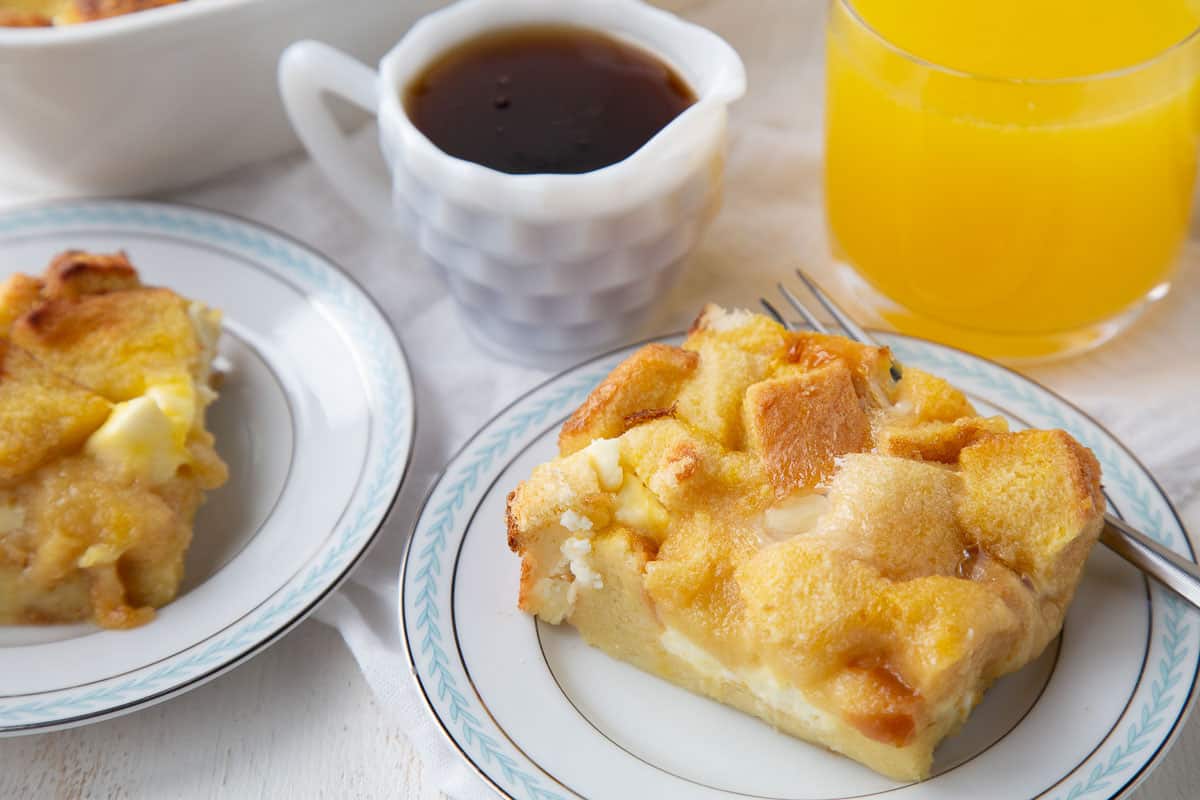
[2,1,1199,797]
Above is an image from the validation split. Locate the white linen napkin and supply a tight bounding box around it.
[309,298,554,800]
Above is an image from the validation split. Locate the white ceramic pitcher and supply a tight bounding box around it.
[279,0,745,362]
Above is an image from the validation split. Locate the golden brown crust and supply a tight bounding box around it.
[622,404,676,429]
[784,331,897,405]
[0,273,45,335]
[0,0,181,26]
[836,658,921,747]
[957,429,1104,595]
[894,367,977,422]
[12,287,199,401]
[0,342,111,485]
[43,250,140,300]
[0,10,51,26]
[878,415,1008,464]
[508,305,1105,780]
[559,343,698,454]
[743,362,871,495]
[505,489,520,553]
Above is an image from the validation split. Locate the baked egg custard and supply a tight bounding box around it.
[0,251,227,629]
[507,305,1105,780]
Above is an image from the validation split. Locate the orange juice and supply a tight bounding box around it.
[825,0,1200,358]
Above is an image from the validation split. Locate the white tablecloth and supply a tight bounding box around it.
[1,1,1197,797]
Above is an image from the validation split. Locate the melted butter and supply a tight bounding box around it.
[146,379,195,446]
[81,300,212,483]
[614,476,668,538]
[77,541,124,569]
[84,381,196,484]
[762,492,831,543]
[581,436,669,539]
[584,438,623,492]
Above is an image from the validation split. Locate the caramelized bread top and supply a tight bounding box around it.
[508,304,1104,746]
[0,250,226,489]
[0,251,227,627]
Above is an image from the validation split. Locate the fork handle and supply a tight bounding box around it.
[1100,514,1200,609]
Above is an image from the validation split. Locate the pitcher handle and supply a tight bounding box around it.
[279,40,392,228]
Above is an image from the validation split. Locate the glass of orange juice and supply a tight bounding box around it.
[824,0,1200,360]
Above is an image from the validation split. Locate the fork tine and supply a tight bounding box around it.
[759,298,792,330]
[793,269,878,346]
[777,282,829,334]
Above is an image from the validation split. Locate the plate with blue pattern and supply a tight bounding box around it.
[402,332,1197,800]
[0,200,414,733]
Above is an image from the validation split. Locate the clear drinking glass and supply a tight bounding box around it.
[824,0,1200,360]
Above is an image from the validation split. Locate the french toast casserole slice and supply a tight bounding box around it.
[507,304,1104,780]
[0,251,227,629]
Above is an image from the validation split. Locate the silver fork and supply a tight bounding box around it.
[761,270,1200,610]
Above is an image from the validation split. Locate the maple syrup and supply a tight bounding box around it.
[404,26,696,175]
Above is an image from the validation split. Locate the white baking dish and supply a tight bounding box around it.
[0,0,447,197]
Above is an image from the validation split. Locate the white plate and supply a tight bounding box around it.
[0,200,414,733]
[401,334,1199,800]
